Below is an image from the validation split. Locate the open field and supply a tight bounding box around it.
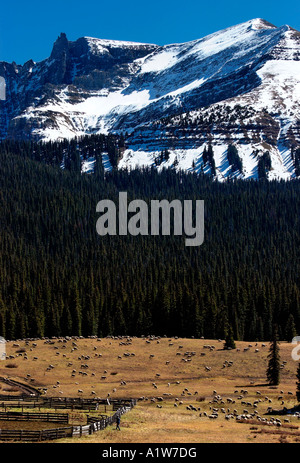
[0,336,300,443]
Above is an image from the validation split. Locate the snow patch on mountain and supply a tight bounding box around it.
[1,18,300,180]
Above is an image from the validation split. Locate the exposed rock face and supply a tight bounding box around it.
[0,18,300,180]
[0,34,158,140]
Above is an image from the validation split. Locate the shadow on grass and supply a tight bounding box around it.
[234,383,272,388]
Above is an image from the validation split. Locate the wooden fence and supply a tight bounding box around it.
[0,378,41,397]
[0,400,101,411]
[0,411,69,423]
[0,427,73,441]
[0,400,136,441]
[0,395,134,404]
[86,414,108,424]
[0,397,136,412]
[0,394,33,401]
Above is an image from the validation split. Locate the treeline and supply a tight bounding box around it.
[2,136,299,180]
[0,134,124,173]
[0,141,299,341]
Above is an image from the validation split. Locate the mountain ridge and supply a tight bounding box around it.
[0,18,300,180]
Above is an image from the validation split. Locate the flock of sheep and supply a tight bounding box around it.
[4,334,298,428]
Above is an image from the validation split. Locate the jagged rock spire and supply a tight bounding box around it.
[50,33,69,60]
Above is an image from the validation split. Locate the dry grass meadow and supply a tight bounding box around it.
[0,336,300,444]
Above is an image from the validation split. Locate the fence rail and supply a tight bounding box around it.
[0,427,73,441]
[0,397,136,411]
[87,414,108,424]
[0,400,101,411]
[0,411,69,423]
[0,394,33,401]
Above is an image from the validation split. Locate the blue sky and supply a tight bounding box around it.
[1,0,299,64]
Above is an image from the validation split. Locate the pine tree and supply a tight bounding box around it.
[266,326,281,386]
[202,146,208,165]
[70,285,82,336]
[296,363,300,404]
[224,325,236,349]
[207,144,216,175]
[285,314,297,341]
[0,295,6,338]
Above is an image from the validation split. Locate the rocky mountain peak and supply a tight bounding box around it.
[0,19,299,180]
[50,32,69,60]
[248,18,277,30]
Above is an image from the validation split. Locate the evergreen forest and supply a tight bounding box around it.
[0,137,299,341]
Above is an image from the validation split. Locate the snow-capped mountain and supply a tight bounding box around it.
[1,18,300,180]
